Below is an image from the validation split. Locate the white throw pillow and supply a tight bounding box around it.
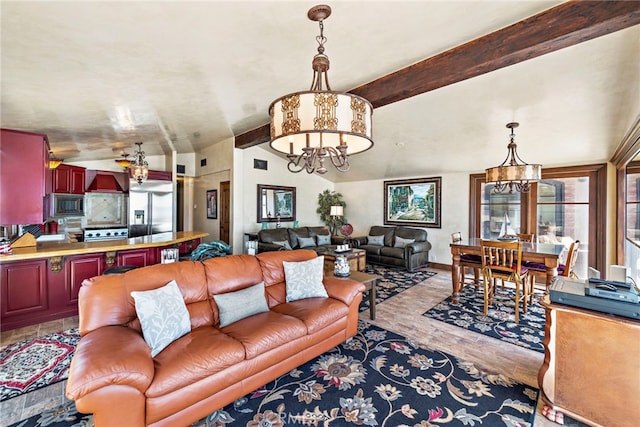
[394,236,416,248]
[283,256,328,302]
[213,282,269,327]
[273,240,292,250]
[367,235,385,246]
[297,236,317,248]
[131,280,191,357]
[316,234,331,245]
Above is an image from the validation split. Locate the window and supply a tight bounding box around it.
[625,162,640,282]
[470,164,607,276]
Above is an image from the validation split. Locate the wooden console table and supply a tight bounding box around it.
[538,295,640,426]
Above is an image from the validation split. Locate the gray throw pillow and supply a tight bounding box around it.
[316,234,331,245]
[297,236,317,248]
[283,256,328,302]
[367,235,385,246]
[213,282,269,327]
[394,236,415,248]
[131,280,191,357]
[272,240,292,250]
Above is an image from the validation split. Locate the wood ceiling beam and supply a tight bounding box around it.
[235,1,640,149]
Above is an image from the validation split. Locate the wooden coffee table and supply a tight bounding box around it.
[327,270,380,320]
[322,248,366,273]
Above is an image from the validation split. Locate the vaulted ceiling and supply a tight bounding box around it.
[2,1,639,182]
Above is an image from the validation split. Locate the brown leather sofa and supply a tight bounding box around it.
[65,249,364,427]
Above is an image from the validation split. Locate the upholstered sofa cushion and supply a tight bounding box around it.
[131,280,191,357]
[283,256,328,302]
[367,235,385,246]
[213,282,269,327]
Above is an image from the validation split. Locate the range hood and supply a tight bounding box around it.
[86,173,125,192]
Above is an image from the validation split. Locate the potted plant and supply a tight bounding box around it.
[317,190,347,235]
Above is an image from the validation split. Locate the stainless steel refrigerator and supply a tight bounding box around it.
[128,180,174,237]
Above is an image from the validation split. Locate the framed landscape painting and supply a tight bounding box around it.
[384,177,441,228]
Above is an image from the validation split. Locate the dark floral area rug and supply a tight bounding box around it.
[422,285,546,353]
[10,321,538,427]
[0,329,80,402]
[360,264,437,313]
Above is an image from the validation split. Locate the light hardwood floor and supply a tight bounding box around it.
[0,267,563,427]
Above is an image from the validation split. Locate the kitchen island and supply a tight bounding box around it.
[0,231,208,331]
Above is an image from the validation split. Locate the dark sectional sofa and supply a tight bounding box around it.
[257,226,340,253]
[352,225,432,271]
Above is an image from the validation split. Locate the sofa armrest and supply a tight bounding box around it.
[350,236,367,248]
[66,326,154,401]
[258,242,286,253]
[406,241,431,254]
[323,276,366,306]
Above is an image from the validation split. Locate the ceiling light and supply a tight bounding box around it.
[131,142,149,185]
[48,151,63,169]
[269,4,373,174]
[115,152,131,169]
[485,122,541,193]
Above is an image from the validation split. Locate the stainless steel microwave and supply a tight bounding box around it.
[47,193,85,217]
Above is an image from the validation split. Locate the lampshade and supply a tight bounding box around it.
[485,122,541,193]
[48,151,63,169]
[329,205,344,216]
[269,4,373,175]
[115,152,131,169]
[48,158,63,169]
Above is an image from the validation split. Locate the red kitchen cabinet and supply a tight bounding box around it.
[117,248,152,267]
[52,164,86,194]
[64,254,105,306]
[0,259,48,319]
[0,128,50,224]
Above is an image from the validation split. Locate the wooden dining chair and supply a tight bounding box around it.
[451,232,481,288]
[516,233,535,242]
[559,240,580,278]
[525,240,581,290]
[480,239,533,323]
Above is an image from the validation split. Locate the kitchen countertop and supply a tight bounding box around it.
[0,231,208,263]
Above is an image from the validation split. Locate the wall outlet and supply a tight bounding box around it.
[57,218,64,225]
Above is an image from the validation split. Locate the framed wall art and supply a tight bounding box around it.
[257,184,296,223]
[384,177,441,228]
[207,189,217,219]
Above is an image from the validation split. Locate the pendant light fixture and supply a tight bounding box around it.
[131,142,149,185]
[114,152,131,169]
[485,122,541,193]
[269,4,373,174]
[48,151,64,169]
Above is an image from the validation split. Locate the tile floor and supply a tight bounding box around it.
[1,267,569,427]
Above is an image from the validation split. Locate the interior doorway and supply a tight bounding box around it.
[220,181,230,243]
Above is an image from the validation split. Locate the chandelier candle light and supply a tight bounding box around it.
[485,122,541,193]
[131,142,149,185]
[269,4,373,174]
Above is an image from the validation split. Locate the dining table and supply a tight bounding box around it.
[450,237,566,304]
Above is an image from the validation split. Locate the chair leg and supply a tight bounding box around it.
[514,279,520,323]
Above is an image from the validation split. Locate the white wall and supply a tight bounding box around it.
[234,145,334,253]
[193,138,233,243]
[335,172,469,265]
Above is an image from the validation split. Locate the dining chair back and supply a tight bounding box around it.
[560,240,580,278]
[516,233,535,242]
[480,239,533,322]
[451,232,481,288]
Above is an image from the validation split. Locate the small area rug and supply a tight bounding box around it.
[10,321,538,427]
[0,329,80,402]
[361,264,436,313]
[422,285,545,353]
